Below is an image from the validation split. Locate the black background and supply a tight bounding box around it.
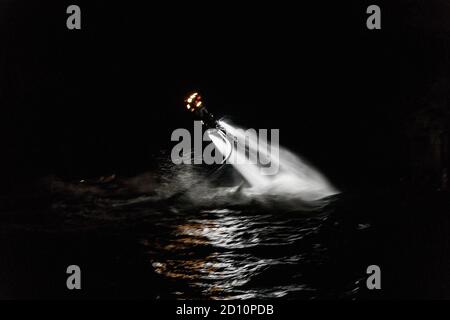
[0,0,447,192]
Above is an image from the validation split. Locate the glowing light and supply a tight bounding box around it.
[185,92,204,111]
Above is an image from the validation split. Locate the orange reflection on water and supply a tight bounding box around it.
[149,211,265,298]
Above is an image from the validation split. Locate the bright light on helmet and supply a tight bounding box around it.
[185,92,203,112]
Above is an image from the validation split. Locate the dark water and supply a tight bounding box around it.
[0,176,359,300]
[61,196,360,300]
[2,168,450,299]
[142,208,334,299]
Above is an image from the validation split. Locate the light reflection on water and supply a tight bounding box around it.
[145,209,326,299]
[44,174,371,299]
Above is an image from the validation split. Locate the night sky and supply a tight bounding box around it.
[1,0,448,192]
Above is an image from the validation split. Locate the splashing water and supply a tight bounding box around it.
[207,120,338,203]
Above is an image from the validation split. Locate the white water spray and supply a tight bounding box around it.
[208,120,339,203]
